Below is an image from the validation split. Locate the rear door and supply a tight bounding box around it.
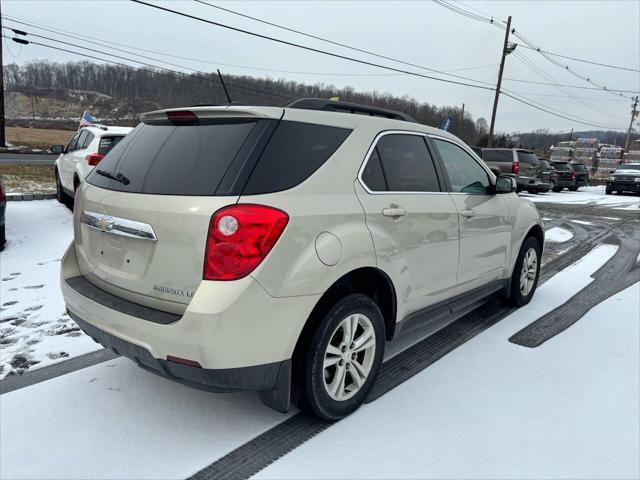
[430,136,513,293]
[59,131,82,191]
[77,110,282,312]
[355,132,460,313]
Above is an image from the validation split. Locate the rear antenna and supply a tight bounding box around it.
[217,69,232,104]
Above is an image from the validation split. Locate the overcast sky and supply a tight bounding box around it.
[3,0,639,133]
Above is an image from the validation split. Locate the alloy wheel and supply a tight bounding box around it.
[323,313,376,401]
[519,248,538,296]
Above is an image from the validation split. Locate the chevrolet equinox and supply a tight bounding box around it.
[61,99,544,420]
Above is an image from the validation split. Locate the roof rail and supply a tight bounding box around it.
[283,98,417,123]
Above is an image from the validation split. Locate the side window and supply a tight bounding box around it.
[74,130,88,152]
[432,138,491,194]
[361,149,387,191]
[370,134,440,192]
[66,131,81,152]
[80,131,95,150]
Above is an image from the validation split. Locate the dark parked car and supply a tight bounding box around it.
[476,148,551,193]
[550,161,577,192]
[0,175,6,251]
[570,163,589,190]
[606,163,640,195]
[537,158,556,193]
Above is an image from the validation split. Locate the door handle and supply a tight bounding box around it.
[460,209,476,218]
[382,207,406,217]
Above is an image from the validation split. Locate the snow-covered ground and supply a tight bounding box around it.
[1,241,637,480]
[545,226,573,243]
[0,201,99,379]
[521,185,640,211]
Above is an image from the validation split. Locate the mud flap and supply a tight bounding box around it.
[258,359,292,413]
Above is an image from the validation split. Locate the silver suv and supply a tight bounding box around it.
[61,99,544,420]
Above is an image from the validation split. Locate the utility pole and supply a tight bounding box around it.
[568,128,573,141]
[488,15,513,148]
[458,102,465,137]
[0,0,6,147]
[624,95,638,150]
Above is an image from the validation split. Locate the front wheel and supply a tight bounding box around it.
[605,188,612,195]
[299,294,385,421]
[0,223,5,252]
[569,186,579,191]
[506,237,541,307]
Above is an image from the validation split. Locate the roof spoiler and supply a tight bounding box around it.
[283,98,417,123]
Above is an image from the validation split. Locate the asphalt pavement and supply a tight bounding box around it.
[0,153,57,165]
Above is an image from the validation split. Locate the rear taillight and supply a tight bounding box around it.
[85,153,104,166]
[203,204,289,281]
[512,161,519,175]
[0,177,5,202]
[571,170,576,179]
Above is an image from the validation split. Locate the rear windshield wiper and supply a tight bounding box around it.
[96,169,130,185]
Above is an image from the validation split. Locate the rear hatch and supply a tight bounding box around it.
[552,162,574,181]
[75,107,283,312]
[516,150,540,179]
[539,160,552,181]
[571,163,588,182]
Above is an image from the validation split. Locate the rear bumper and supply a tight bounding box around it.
[60,243,320,410]
[555,178,575,187]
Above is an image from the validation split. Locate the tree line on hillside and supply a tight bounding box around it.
[3,60,630,153]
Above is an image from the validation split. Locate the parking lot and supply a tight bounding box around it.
[1,188,638,479]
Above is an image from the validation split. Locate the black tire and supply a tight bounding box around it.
[552,187,562,192]
[0,223,5,252]
[55,169,73,208]
[298,293,385,421]
[506,237,541,307]
[605,188,612,195]
[569,186,579,191]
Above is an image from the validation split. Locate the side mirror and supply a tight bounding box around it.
[50,145,64,155]
[495,175,517,194]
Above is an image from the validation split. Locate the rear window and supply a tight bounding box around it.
[553,162,571,171]
[97,135,126,156]
[481,149,513,163]
[87,120,264,196]
[241,121,351,195]
[571,163,586,172]
[517,151,540,166]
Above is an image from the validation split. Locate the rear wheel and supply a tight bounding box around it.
[552,186,562,192]
[298,294,385,421]
[605,188,612,195]
[569,186,579,191]
[506,237,541,307]
[55,169,72,208]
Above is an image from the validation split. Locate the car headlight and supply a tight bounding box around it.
[608,176,615,181]
[635,177,640,182]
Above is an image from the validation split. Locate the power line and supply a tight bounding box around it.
[2,14,498,79]
[130,0,496,91]
[518,44,640,73]
[2,25,293,101]
[502,76,639,94]
[432,0,638,96]
[193,0,497,87]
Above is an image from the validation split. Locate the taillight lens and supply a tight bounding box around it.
[0,177,5,202]
[203,204,289,281]
[85,153,104,166]
[512,161,519,175]
[571,171,576,179]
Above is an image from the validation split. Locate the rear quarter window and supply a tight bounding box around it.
[241,121,351,195]
[97,135,126,155]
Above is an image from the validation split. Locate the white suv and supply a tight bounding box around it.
[61,99,543,420]
[52,125,132,205]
